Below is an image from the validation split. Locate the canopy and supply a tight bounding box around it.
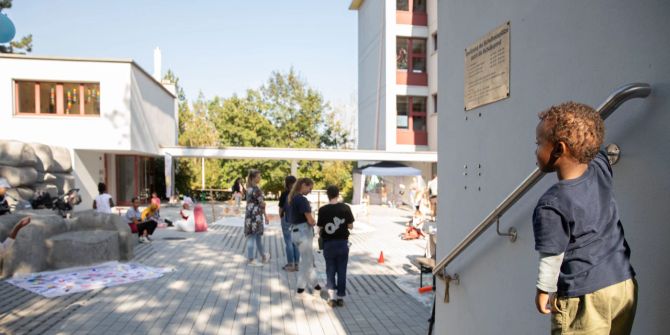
[355,161,422,177]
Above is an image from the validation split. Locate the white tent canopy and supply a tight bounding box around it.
[355,161,422,176]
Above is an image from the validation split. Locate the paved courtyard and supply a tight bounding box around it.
[0,204,432,335]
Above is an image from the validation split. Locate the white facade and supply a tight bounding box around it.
[435,1,669,334]
[0,54,177,208]
[352,0,438,152]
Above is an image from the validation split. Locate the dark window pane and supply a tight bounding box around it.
[39,82,57,114]
[412,57,425,73]
[413,0,426,13]
[17,81,36,114]
[433,94,438,113]
[432,33,438,51]
[397,38,409,70]
[412,96,427,113]
[413,116,427,131]
[397,96,409,129]
[412,39,426,54]
[397,0,409,11]
[84,83,100,115]
[63,83,81,115]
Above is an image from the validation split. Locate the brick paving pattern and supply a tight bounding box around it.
[0,205,430,335]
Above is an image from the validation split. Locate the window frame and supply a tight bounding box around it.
[396,37,427,73]
[13,80,101,117]
[397,95,428,131]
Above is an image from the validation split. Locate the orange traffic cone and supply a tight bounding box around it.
[378,251,385,264]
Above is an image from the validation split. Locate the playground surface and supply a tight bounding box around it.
[0,204,431,335]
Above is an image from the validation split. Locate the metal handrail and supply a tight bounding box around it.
[433,83,652,278]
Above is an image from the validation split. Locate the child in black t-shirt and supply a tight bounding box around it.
[532,102,636,334]
[317,185,354,307]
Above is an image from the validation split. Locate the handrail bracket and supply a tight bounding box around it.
[442,274,460,303]
[495,217,517,242]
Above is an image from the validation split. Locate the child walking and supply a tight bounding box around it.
[532,102,636,334]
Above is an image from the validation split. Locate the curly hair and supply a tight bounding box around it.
[538,101,604,164]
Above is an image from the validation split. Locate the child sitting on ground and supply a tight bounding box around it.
[402,207,425,240]
[532,102,636,334]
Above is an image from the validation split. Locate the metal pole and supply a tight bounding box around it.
[201,157,205,191]
[291,160,298,176]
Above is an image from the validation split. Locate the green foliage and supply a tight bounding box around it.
[10,34,32,53]
[0,0,12,10]
[172,69,355,201]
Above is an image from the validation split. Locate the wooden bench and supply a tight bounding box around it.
[416,257,436,289]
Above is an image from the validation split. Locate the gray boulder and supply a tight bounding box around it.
[50,146,72,173]
[51,173,76,193]
[29,143,55,172]
[0,165,39,187]
[5,187,35,204]
[47,231,120,269]
[0,210,136,278]
[0,141,37,167]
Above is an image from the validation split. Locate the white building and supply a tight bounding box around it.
[350,0,439,203]
[0,53,177,208]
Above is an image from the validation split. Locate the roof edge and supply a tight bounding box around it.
[0,53,176,98]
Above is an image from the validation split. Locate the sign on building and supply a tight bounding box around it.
[464,22,510,111]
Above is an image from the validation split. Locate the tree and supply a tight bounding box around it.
[171,68,355,199]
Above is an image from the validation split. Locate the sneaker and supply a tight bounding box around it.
[336,299,344,307]
[261,253,270,263]
[314,284,321,291]
[327,300,337,308]
[297,288,305,294]
[139,236,148,243]
[282,264,292,271]
[246,259,254,265]
[146,235,153,241]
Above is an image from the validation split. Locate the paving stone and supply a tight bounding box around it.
[0,205,430,334]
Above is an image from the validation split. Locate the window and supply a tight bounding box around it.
[432,94,438,114]
[413,0,426,13]
[397,96,409,129]
[39,82,57,114]
[432,32,438,51]
[396,37,426,73]
[396,38,409,70]
[396,0,427,26]
[397,95,427,130]
[16,81,35,114]
[14,80,101,116]
[84,83,101,115]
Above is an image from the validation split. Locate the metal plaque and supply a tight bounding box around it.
[464,22,510,111]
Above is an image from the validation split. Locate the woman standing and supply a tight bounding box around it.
[232,177,246,209]
[278,175,299,272]
[287,178,321,294]
[244,169,269,264]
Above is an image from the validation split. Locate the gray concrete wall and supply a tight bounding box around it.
[436,1,670,334]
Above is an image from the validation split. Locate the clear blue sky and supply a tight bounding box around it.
[6,1,358,106]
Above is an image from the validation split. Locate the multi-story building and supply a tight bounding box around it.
[349,0,438,203]
[0,53,177,208]
[350,0,438,152]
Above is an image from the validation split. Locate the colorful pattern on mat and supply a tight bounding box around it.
[6,261,175,298]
